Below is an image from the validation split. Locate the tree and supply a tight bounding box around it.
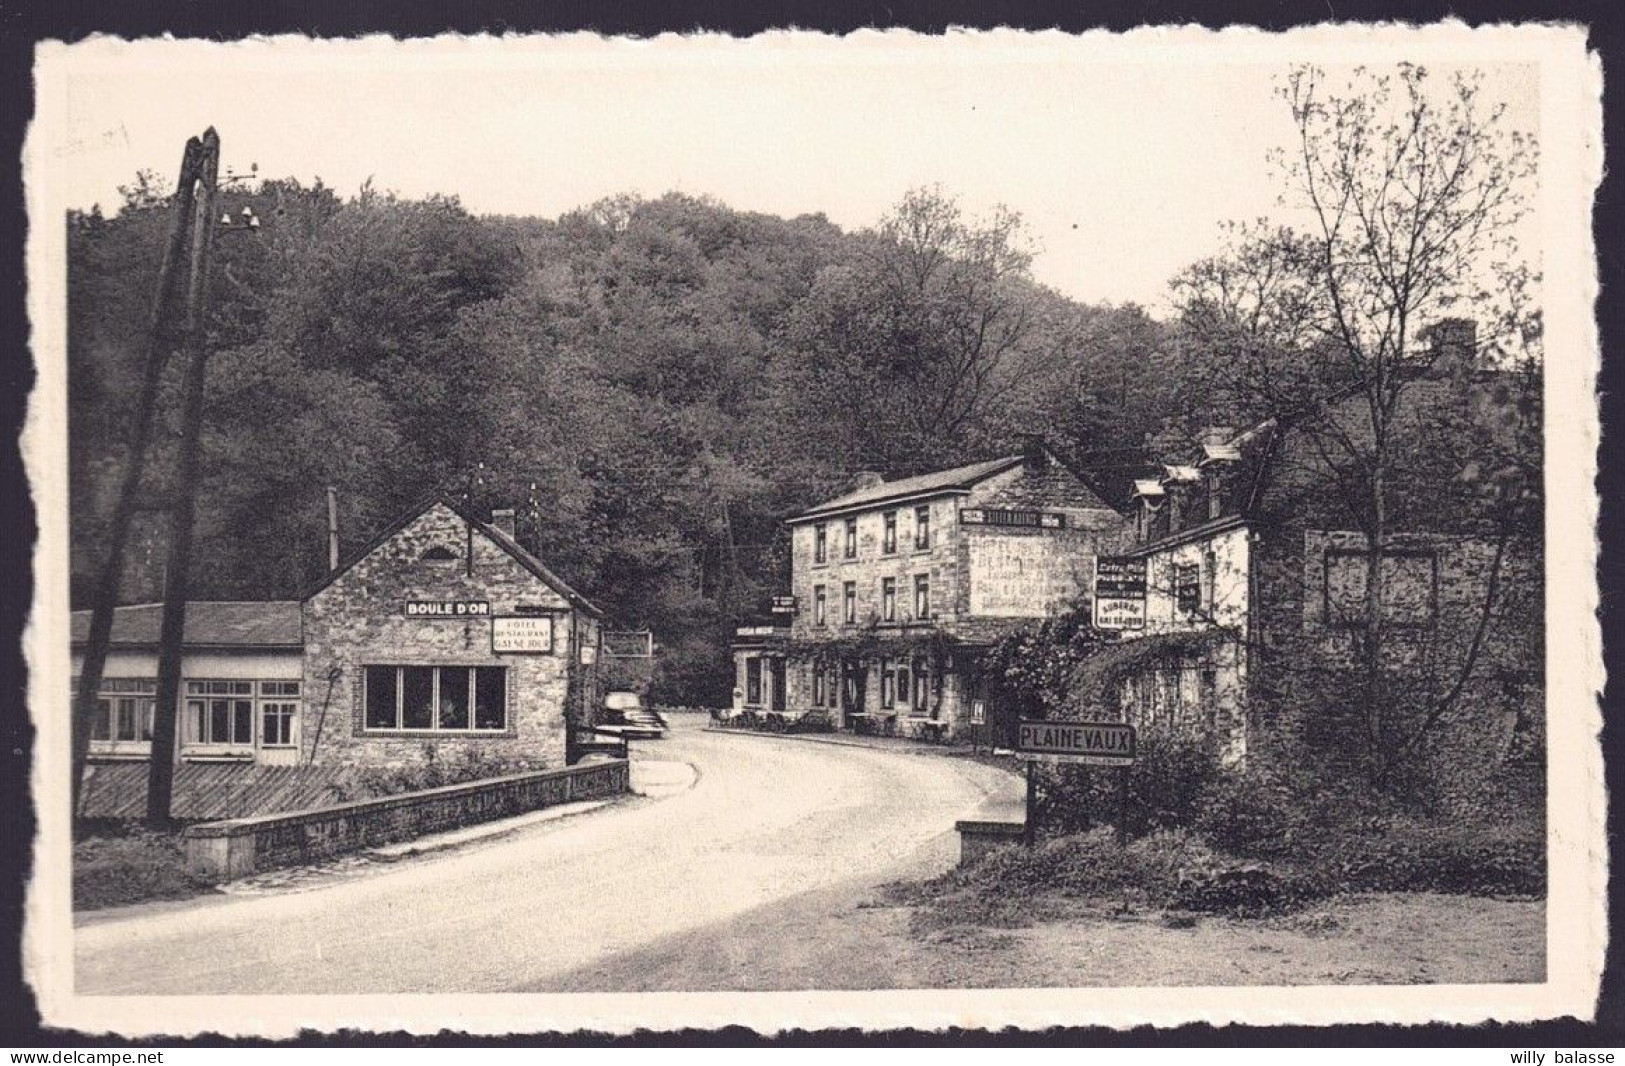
[1172,64,1540,777]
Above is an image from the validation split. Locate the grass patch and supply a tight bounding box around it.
[74,826,217,911]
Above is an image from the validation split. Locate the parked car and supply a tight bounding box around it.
[598,690,667,739]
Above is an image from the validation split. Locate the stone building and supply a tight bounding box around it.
[731,438,1126,740]
[1113,322,1542,790]
[71,493,606,791]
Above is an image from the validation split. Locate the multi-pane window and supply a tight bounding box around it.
[914,574,931,619]
[814,584,827,626]
[842,581,857,625]
[844,517,858,559]
[915,506,931,550]
[90,678,156,742]
[814,523,828,565]
[881,577,896,622]
[883,511,897,554]
[184,680,255,747]
[364,666,507,732]
[812,663,826,706]
[879,658,895,709]
[827,663,840,707]
[259,680,301,748]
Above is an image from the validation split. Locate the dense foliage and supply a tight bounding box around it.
[70,183,1211,703]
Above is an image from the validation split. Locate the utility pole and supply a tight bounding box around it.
[70,135,204,819]
[147,128,222,827]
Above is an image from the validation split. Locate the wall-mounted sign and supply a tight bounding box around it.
[959,508,1067,529]
[770,595,798,614]
[1016,718,1136,766]
[405,600,490,617]
[970,699,987,725]
[735,625,779,639]
[1175,563,1202,615]
[580,644,598,666]
[492,615,554,653]
[1093,557,1147,630]
[968,536,1081,618]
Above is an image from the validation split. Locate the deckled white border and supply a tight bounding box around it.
[24,23,1605,1036]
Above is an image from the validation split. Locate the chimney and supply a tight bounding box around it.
[1018,433,1048,473]
[1421,318,1479,377]
[490,507,517,540]
[325,485,340,572]
[852,471,885,492]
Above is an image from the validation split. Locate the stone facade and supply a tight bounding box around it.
[735,446,1128,740]
[301,501,601,772]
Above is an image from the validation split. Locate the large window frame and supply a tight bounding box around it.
[914,574,931,620]
[88,678,156,746]
[842,581,857,625]
[814,523,828,565]
[882,511,898,555]
[363,665,509,734]
[844,517,858,559]
[814,584,827,626]
[881,576,897,622]
[914,506,932,550]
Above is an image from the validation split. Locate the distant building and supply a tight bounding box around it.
[72,494,607,816]
[731,438,1126,741]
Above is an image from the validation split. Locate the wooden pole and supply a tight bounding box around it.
[1024,760,1037,847]
[1116,764,1130,846]
[70,136,203,820]
[147,128,220,827]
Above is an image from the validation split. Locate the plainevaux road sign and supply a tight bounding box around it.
[1015,718,1136,766]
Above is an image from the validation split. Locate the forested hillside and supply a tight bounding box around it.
[66,180,1236,702]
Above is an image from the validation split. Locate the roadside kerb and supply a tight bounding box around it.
[183,759,630,880]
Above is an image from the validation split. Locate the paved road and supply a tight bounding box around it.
[75,717,1019,993]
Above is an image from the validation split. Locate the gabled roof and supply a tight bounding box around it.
[302,492,604,618]
[1131,478,1166,498]
[70,601,302,650]
[789,456,1025,523]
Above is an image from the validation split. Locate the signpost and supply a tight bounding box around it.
[1093,556,1148,630]
[1015,718,1138,846]
[770,595,798,614]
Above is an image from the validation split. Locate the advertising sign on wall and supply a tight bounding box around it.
[405,600,490,617]
[492,615,554,653]
[1093,556,1147,629]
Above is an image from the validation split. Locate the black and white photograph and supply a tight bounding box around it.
[21,26,1604,1036]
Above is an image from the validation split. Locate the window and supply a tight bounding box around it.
[1175,562,1203,615]
[814,584,827,626]
[363,666,508,732]
[184,680,255,747]
[90,678,156,743]
[1323,549,1438,627]
[883,511,898,554]
[812,663,826,706]
[827,663,841,707]
[914,574,931,619]
[814,523,828,565]
[259,680,300,748]
[844,517,858,559]
[881,577,896,622]
[895,661,910,705]
[843,581,857,624]
[746,657,763,705]
[421,545,459,563]
[915,506,931,549]
[879,658,895,708]
[912,658,930,713]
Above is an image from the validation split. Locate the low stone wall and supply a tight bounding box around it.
[184,759,629,881]
[955,818,1025,866]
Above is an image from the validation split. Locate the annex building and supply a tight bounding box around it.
[71,494,606,817]
[731,438,1126,741]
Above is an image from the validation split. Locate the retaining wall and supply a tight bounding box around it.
[183,759,629,880]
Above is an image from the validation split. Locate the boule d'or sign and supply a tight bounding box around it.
[404,600,490,617]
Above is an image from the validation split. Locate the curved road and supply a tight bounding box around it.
[75,717,1019,993]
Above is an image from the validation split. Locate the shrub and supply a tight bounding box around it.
[1038,731,1222,837]
[1319,813,1545,897]
[75,827,215,910]
[788,710,835,734]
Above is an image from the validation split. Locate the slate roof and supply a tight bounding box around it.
[789,456,1025,523]
[70,601,303,649]
[79,761,354,821]
[302,492,605,618]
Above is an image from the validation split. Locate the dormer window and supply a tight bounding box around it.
[420,545,459,563]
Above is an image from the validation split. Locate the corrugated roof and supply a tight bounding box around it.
[789,456,1024,522]
[70,601,302,649]
[79,761,354,821]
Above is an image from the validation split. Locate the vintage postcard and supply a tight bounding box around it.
[22,24,1605,1036]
